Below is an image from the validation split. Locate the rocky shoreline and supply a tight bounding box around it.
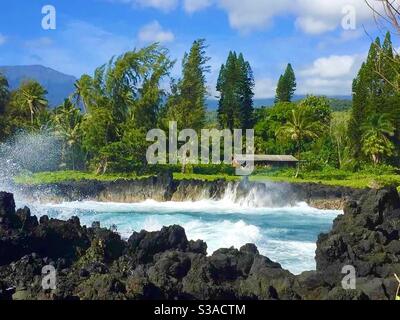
[1,186,400,300]
[14,172,368,210]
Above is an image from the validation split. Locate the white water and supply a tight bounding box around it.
[26,197,340,275]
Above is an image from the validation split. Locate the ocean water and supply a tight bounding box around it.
[27,198,340,275]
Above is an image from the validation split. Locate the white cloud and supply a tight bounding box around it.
[184,0,212,13]
[106,0,381,35]
[212,0,377,34]
[300,55,356,78]
[294,0,375,35]
[254,77,276,99]
[0,33,7,46]
[138,21,175,43]
[295,17,336,35]
[298,53,366,95]
[217,0,291,33]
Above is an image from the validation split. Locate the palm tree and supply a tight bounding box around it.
[53,99,83,170]
[19,80,48,124]
[361,113,395,165]
[276,108,322,177]
[71,75,94,113]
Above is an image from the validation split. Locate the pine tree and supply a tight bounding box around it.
[349,33,400,164]
[275,63,296,103]
[380,32,400,156]
[349,62,368,160]
[0,73,9,114]
[238,53,255,129]
[166,39,210,131]
[217,51,254,130]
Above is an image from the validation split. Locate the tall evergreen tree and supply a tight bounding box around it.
[275,63,296,103]
[380,32,400,153]
[217,51,255,130]
[349,62,368,160]
[349,33,400,164]
[0,73,9,115]
[238,53,255,129]
[166,39,210,131]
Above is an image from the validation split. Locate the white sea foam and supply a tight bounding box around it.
[36,199,341,217]
[29,198,340,275]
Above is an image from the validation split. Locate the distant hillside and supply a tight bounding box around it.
[0,65,76,107]
[0,65,352,111]
[206,95,352,111]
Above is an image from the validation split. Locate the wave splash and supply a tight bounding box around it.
[31,197,340,275]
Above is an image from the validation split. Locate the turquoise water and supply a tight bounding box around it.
[29,199,340,275]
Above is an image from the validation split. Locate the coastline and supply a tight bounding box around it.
[12,173,369,210]
[1,187,399,300]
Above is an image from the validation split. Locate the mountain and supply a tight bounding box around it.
[0,65,77,107]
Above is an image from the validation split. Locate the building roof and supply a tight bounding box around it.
[235,155,299,162]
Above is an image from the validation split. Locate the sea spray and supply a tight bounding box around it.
[0,131,62,194]
[222,180,297,208]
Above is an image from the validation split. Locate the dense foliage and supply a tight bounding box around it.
[217,51,255,130]
[349,32,400,166]
[0,34,399,182]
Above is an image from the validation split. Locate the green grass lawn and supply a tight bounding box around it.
[249,174,400,189]
[14,171,147,185]
[15,171,240,185]
[14,169,400,190]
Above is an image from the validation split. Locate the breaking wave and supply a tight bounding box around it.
[30,198,340,275]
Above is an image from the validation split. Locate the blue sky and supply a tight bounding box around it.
[0,0,390,98]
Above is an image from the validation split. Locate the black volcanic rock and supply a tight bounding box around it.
[0,189,400,300]
[316,187,400,298]
[127,225,189,264]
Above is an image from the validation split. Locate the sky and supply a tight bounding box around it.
[0,0,393,99]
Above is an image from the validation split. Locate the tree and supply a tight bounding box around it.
[71,74,95,112]
[349,61,369,160]
[0,73,9,114]
[254,102,296,154]
[276,108,322,177]
[53,99,83,170]
[80,44,174,172]
[132,51,174,131]
[238,53,255,129]
[330,112,350,169]
[217,51,255,130]
[81,105,114,174]
[349,34,400,164]
[166,39,210,131]
[361,113,395,165]
[17,80,48,124]
[7,80,48,128]
[0,73,10,141]
[93,43,173,128]
[298,95,331,126]
[275,63,296,103]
